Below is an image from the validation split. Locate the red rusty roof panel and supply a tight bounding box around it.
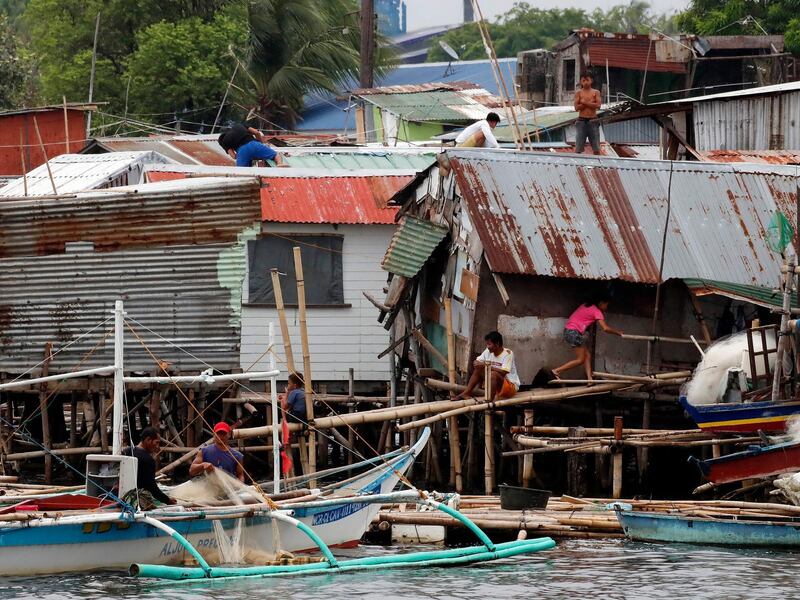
[445,150,798,288]
[260,175,411,224]
[584,36,686,73]
[700,150,800,165]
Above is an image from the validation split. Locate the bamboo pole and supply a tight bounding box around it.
[270,268,296,374]
[483,364,493,495]
[612,416,623,499]
[62,96,70,153]
[521,410,534,487]
[18,130,28,197]
[293,248,316,482]
[38,343,53,483]
[5,446,104,461]
[444,298,463,492]
[32,115,58,195]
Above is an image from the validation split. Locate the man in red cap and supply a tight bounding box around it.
[189,421,245,482]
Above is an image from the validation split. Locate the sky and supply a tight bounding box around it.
[405,0,692,32]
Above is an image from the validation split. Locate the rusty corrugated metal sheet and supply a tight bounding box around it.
[0,110,87,177]
[89,135,233,165]
[0,176,261,257]
[260,175,412,224]
[0,244,243,372]
[583,36,687,73]
[700,150,800,164]
[350,81,480,95]
[446,150,798,287]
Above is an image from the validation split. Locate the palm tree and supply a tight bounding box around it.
[241,0,377,129]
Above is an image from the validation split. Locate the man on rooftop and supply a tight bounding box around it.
[573,71,602,154]
[218,122,285,167]
[455,112,501,148]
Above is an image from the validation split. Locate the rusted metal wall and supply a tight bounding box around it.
[0,178,262,374]
[0,109,86,177]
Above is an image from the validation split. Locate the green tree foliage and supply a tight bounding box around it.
[427,1,680,62]
[0,14,34,108]
[126,13,246,117]
[0,0,29,21]
[677,0,800,37]
[241,0,384,127]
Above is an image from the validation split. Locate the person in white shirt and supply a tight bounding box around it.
[455,331,520,400]
[455,112,501,148]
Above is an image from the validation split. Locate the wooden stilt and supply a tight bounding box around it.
[566,426,588,496]
[444,298,463,493]
[484,364,494,495]
[38,342,53,483]
[521,410,534,488]
[638,397,652,483]
[612,416,623,499]
[186,388,196,448]
[293,247,316,484]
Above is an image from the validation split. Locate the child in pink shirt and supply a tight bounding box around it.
[552,298,623,381]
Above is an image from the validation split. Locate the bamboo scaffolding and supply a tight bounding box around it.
[293,247,316,483]
[270,268,296,374]
[443,298,463,493]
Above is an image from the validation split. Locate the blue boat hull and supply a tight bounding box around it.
[679,396,800,433]
[617,510,800,547]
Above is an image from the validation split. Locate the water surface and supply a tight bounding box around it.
[2,539,798,599]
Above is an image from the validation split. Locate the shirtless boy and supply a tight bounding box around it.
[573,71,602,154]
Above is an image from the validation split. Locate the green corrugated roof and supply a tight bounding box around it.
[364,91,481,123]
[283,151,436,170]
[684,278,799,309]
[493,110,579,143]
[382,216,449,278]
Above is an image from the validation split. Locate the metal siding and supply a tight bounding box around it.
[700,150,800,164]
[382,216,448,277]
[446,150,798,287]
[603,118,661,144]
[585,37,686,73]
[0,245,242,372]
[0,177,262,257]
[0,110,87,177]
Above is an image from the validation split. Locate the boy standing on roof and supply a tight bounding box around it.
[218,122,285,167]
[573,71,602,155]
[455,112,501,148]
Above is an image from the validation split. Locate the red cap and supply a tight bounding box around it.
[213,422,231,434]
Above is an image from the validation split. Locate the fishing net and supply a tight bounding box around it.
[168,469,259,505]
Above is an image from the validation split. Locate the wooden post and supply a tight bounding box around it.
[293,247,316,482]
[18,130,28,197]
[62,96,70,153]
[32,116,58,195]
[566,426,588,496]
[39,343,53,483]
[444,298,463,492]
[347,368,355,464]
[270,268,295,374]
[149,386,161,430]
[98,391,109,453]
[521,409,534,487]
[483,363,494,495]
[613,416,623,499]
[688,292,712,344]
[638,397,652,484]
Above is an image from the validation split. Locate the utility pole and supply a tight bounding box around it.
[463,0,474,22]
[360,0,375,88]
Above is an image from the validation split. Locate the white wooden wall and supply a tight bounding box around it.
[240,222,394,382]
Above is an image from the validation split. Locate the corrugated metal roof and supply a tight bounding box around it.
[0,103,97,117]
[445,150,798,288]
[0,245,244,372]
[0,152,173,197]
[665,80,800,104]
[382,216,449,277]
[684,278,798,310]
[0,176,261,257]
[360,88,505,123]
[88,135,232,165]
[143,167,414,225]
[700,150,800,164]
[260,175,412,224]
[278,148,435,170]
[351,81,481,95]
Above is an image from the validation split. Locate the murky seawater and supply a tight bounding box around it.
[1,539,798,599]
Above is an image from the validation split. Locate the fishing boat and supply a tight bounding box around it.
[689,438,800,485]
[616,508,800,547]
[678,395,800,433]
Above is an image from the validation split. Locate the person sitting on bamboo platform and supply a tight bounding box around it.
[280,372,307,424]
[455,112,501,148]
[454,331,520,401]
[189,422,245,482]
[123,426,176,509]
[552,297,624,381]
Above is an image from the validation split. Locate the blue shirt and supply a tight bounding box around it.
[201,444,243,477]
[286,388,306,423]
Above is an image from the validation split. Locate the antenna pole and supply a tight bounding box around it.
[112,300,125,455]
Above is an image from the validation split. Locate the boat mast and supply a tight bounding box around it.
[112,299,125,455]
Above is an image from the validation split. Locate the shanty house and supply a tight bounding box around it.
[145,164,424,389]
[379,149,798,384]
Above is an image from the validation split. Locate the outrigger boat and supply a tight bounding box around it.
[690,438,800,485]
[0,302,556,577]
[679,396,800,434]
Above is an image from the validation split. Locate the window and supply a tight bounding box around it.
[563,59,576,92]
[247,234,345,306]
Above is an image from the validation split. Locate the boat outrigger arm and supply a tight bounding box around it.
[126,490,556,581]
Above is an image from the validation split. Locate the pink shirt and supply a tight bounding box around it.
[565,304,604,334]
